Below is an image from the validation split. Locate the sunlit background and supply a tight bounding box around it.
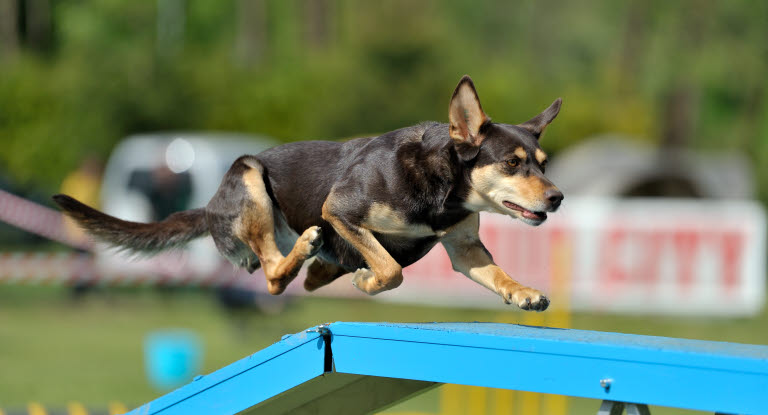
[0,1,766,414]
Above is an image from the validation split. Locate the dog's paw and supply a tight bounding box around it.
[503,287,550,311]
[351,267,403,295]
[299,226,323,256]
[267,279,287,296]
[351,268,375,293]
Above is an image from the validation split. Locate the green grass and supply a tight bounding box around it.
[0,285,766,414]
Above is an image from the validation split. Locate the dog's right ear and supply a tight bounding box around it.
[518,98,562,140]
[449,75,490,160]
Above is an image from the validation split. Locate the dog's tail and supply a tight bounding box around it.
[52,194,208,254]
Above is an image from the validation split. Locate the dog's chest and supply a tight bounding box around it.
[376,234,439,268]
[362,202,457,238]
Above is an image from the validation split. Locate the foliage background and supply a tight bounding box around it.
[1,0,767,201]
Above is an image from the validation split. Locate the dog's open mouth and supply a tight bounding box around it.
[502,201,547,221]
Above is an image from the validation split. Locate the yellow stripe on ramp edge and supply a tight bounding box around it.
[67,401,88,415]
[467,386,487,414]
[27,403,48,415]
[383,412,434,415]
[439,383,463,415]
[492,388,513,415]
[108,401,128,415]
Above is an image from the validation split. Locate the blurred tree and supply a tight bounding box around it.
[303,0,331,51]
[0,0,764,205]
[235,0,266,66]
[156,0,186,58]
[0,0,20,59]
[23,0,53,52]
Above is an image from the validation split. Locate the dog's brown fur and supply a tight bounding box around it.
[54,75,563,311]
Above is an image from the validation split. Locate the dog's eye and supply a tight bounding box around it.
[506,159,520,168]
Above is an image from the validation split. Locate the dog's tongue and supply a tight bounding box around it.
[522,210,547,220]
[503,201,547,220]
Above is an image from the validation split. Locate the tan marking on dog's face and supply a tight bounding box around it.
[535,148,547,164]
[514,147,527,160]
[463,164,553,216]
[363,203,436,238]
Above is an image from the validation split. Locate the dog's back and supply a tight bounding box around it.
[254,124,438,230]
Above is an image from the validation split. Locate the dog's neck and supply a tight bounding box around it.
[417,123,476,218]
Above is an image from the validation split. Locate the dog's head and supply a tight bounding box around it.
[449,75,563,226]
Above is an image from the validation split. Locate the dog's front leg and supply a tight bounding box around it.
[442,214,550,311]
[321,197,403,295]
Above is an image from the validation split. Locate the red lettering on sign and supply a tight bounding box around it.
[721,232,744,294]
[635,231,664,286]
[673,231,699,293]
[600,226,628,291]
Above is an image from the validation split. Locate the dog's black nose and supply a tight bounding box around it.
[545,189,563,209]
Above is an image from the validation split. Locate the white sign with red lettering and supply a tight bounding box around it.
[363,198,766,315]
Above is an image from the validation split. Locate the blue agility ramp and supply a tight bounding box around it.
[126,322,768,415]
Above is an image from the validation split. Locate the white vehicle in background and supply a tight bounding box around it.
[96,132,282,308]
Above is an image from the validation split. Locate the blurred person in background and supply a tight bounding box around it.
[128,164,192,222]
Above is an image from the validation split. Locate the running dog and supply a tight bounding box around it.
[54,75,563,311]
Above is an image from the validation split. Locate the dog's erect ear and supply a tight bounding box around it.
[518,98,562,139]
[449,75,490,149]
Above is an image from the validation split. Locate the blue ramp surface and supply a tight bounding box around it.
[126,322,768,415]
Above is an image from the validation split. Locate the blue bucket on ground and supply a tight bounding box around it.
[144,330,203,390]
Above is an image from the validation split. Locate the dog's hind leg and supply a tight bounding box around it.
[304,258,347,292]
[237,159,323,295]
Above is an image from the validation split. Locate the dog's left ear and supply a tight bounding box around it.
[518,98,562,139]
[449,75,490,159]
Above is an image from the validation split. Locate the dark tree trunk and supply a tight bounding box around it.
[236,0,266,66]
[0,0,20,60]
[24,0,52,51]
